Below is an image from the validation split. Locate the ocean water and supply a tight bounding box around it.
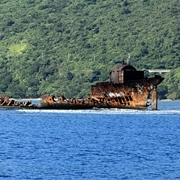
[0,101,180,180]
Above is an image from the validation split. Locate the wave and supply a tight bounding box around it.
[18,108,180,115]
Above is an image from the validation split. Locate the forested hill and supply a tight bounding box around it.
[0,0,180,99]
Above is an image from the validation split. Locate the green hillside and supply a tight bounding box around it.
[0,0,180,99]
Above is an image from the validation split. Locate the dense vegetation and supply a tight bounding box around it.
[0,0,180,99]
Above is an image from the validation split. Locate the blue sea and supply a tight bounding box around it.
[0,101,180,180]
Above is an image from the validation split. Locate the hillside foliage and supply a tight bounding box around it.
[0,0,180,99]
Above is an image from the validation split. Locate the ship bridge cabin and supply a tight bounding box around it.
[109,62,144,84]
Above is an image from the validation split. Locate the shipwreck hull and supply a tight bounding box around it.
[40,75,163,110]
[39,103,94,110]
[0,96,38,109]
[40,61,164,110]
[89,76,163,109]
[0,62,164,110]
[40,95,95,109]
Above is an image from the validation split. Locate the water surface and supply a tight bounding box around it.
[0,101,180,179]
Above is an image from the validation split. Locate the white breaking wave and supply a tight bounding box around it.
[18,108,180,115]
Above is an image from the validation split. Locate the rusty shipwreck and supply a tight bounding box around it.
[0,62,164,110]
[40,62,164,110]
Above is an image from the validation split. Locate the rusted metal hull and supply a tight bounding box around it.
[0,96,38,109]
[40,95,95,110]
[89,75,163,109]
[0,63,164,110]
[40,75,164,110]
